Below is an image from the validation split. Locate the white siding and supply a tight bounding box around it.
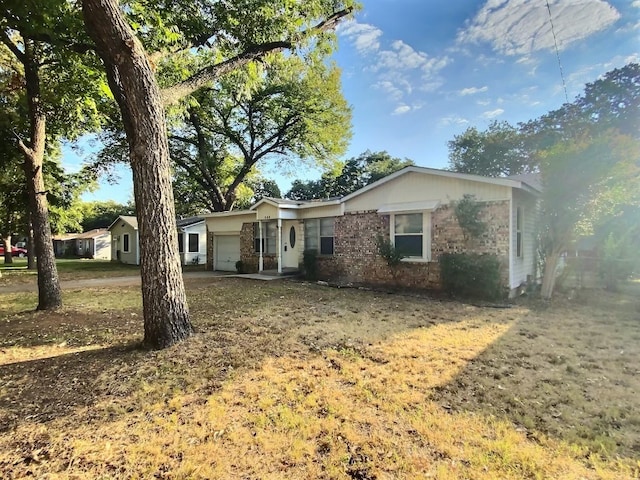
[206,213,256,234]
[510,189,538,288]
[181,222,207,265]
[298,204,342,219]
[94,233,112,260]
[344,171,510,213]
[109,222,138,264]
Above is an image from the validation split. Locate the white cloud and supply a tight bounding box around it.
[439,115,470,127]
[340,21,450,113]
[482,109,505,119]
[476,99,491,106]
[459,86,489,96]
[457,0,621,56]
[338,21,383,54]
[633,0,640,7]
[392,105,412,115]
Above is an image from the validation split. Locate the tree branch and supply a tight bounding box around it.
[160,7,353,105]
[0,30,25,64]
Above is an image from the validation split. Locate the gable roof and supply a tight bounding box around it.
[75,228,109,239]
[176,216,204,229]
[342,166,541,203]
[107,215,138,231]
[250,196,341,211]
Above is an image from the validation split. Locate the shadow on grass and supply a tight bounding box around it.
[431,283,640,460]
[0,342,144,432]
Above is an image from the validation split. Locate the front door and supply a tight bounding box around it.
[282,220,299,269]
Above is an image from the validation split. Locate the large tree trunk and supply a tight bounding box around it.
[21,41,62,310]
[3,235,13,264]
[82,0,193,349]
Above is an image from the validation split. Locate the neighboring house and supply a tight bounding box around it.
[52,229,111,259]
[53,233,78,257]
[75,229,111,259]
[108,215,140,265]
[204,166,540,297]
[176,216,207,266]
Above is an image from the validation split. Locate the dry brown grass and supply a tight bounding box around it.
[1,277,639,479]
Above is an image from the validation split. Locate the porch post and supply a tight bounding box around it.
[258,220,264,272]
[277,218,282,274]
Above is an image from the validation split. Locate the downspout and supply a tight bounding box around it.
[277,217,282,274]
[508,190,514,295]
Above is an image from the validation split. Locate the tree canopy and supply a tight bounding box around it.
[286,151,414,200]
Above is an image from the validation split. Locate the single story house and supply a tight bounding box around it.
[204,166,540,297]
[75,229,111,260]
[177,216,207,266]
[52,229,111,259]
[108,215,207,266]
[108,215,140,265]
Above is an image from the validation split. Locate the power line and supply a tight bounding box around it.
[545,0,569,104]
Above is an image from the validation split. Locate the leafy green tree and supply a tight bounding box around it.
[80,0,356,348]
[167,56,351,211]
[79,200,135,231]
[286,150,413,200]
[538,133,639,299]
[448,120,531,177]
[1,3,108,309]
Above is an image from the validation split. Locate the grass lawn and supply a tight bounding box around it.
[0,258,142,286]
[0,277,638,479]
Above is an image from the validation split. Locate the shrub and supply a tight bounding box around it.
[235,260,245,274]
[454,194,487,241]
[440,253,503,300]
[303,249,318,281]
[376,234,405,284]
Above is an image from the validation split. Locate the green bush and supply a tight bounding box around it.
[440,253,503,300]
[235,260,245,274]
[303,249,318,281]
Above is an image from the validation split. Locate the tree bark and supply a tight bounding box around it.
[3,235,13,264]
[27,219,36,270]
[82,0,193,349]
[21,40,62,310]
[540,250,561,300]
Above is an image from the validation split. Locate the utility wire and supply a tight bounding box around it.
[545,0,569,104]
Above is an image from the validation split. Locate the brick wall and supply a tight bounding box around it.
[240,222,277,272]
[316,200,510,290]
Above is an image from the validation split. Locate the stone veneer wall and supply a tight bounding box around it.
[240,222,277,272]
[316,200,510,290]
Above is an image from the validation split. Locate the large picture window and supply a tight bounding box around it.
[305,218,334,255]
[254,222,277,254]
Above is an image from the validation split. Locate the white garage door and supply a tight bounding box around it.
[215,235,241,272]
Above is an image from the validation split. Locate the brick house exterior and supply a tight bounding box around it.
[204,167,539,296]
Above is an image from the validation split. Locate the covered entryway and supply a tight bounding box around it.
[215,235,240,271]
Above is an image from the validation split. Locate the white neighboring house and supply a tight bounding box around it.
[75,229,112,260]
[176,216,207,265]
[108,215,140,265]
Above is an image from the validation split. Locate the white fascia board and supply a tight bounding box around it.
[377,200,440,214]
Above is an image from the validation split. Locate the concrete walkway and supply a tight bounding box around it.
[1,270,292,294]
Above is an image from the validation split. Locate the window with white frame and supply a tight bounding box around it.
[254,222,276,254]
[188,233,199,253]
[391,212,430,260]
[123,233,130,253]
[304,218,334,255]
[516,206,523,258]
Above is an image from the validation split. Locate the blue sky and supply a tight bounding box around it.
[78,0,639,204]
